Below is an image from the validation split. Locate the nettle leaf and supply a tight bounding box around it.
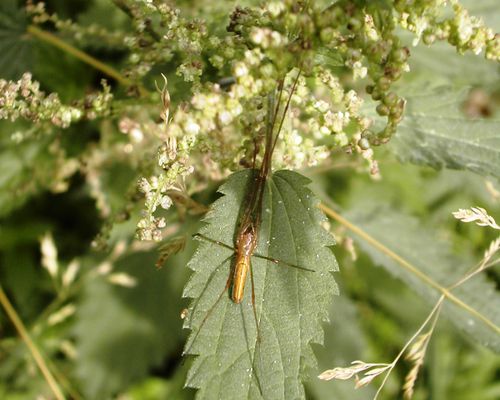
[0,0,33,80]
[390,85,500,179]
[75,250,187,399]
[344,206,500,353]
[315,47,344,69]
[183,170,338,400]
[0,133,66,217]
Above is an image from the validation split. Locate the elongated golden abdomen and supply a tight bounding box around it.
[232,221,257,304]
[232,255,250,303]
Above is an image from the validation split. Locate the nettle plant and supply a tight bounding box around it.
[0,1,499,400]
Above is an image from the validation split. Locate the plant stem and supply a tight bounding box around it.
[0,284,65,400]
[319,203,500,335]
[27,25,147,97]
[373,296,444,400]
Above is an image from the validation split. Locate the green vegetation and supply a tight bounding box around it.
[0,1,498,399]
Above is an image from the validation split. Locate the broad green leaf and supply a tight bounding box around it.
[183,170,338,400]
[390,85,500,179]
[408,39,499,86]
[0,1,32,80]
[306,293,374,400]
[344,205,500,352]
[0,133,68,217]
[75,250,188,399]
[315,47,344,70]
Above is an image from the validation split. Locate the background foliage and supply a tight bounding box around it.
[0,1,499,399]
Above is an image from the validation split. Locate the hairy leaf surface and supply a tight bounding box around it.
[390,86,500,179]
[183,170,338,400]
[345,206,500,353]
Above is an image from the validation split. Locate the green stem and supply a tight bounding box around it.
[0,284,65,400]
[27,25,148,97]
[374,297,444,400]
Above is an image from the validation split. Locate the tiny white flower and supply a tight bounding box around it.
[267,1,285,17]
[291,131,303,145]
[294,151,305,164]
[71,109,82,119]
[62,259,80,288]
[130,127,144,142]
[184,119,200,135]
[156,217,167,228]
[352,61,367,80]
[270,31,283,46]
[218,110,233,125]
[364,14,379,41]
[345,90,363,112]
[138,178,151,194]
[108,273,137,288]
[328,111,346,133]
[149,176,159,189]
[40,233,58,278]
[314,100,330,113]
[234,62,249,77]
[48,304,76,326]
[191,93,207,109]
[250,28,265,45]
[97,261,113,275]
[145,192,155,205]
[320,125,330,136]
[160,195,173,210]
[61,109,73,126]
[60,340,78,359]
[231,103,243,117]
[111,240,127,260]
[158,152,169,167]
[455,8,474,43]
[152,228,163,242]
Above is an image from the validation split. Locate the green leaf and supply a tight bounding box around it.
[314,47,344,69]
[344,205,500,353]
[183,170,338,400]
[306,293,374,400]
[408,40,499,86]
[75,251,187,399]
[0,1,33,80]
[0,133,64,217]
[390,85,500,179]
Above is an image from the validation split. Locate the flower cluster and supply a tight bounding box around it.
[117,0,207,85]
[395,0,499,60]
[0,73,113,129]
[134,0,498,241]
